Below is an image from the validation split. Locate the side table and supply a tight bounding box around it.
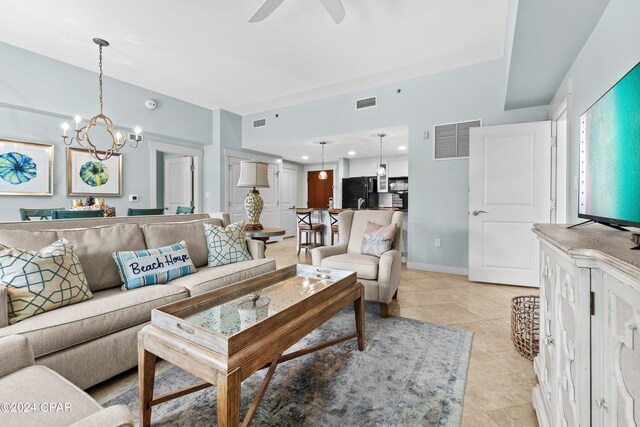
[244,227,285,253]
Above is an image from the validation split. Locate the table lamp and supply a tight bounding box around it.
[237,161,270,230]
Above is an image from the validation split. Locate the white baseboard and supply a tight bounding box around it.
[406,262,469,276]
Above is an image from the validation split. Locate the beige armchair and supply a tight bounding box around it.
[0,335,133,427]
[311,210,403,317]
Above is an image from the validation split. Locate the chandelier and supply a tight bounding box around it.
[376,133,387,176]
[61,38,142,161]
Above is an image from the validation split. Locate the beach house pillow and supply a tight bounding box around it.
[113,241,196,291]
[361,221,397,257]
[0,238,93,324]
[204,222,253,267]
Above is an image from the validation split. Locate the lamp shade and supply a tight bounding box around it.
[237,161,270,188]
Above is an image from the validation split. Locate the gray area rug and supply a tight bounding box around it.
[107,302,473,426]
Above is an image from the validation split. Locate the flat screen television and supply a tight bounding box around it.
[579,60,640,228]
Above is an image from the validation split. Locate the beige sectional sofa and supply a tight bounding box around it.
[0,213,276,389]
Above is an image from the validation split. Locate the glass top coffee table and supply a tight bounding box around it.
[138,264,365,427]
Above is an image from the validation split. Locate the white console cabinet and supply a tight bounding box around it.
[533,224,640,427]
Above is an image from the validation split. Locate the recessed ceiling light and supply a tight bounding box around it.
[348,151,356,156]
[398,146,407,151]
[276,158,282,162]
[302,155,309,160]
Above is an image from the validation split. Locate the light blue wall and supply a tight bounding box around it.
[549,0,640,223]
[242,58,548,271]
[0,42,214,221]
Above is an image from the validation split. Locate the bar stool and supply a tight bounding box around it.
[295,208,324,255]
[328,208,345,245]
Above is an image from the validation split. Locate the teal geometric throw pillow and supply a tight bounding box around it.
[113,241,196,291]
[204,222,253,267]
[0,238,93,324]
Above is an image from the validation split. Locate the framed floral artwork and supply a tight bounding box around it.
[0,139,53,196]
[67,147,122,196]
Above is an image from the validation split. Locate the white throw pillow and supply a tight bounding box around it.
[0,238,93,324]
[204,222,253,267]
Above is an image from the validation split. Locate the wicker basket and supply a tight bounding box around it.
[511,295,540,361]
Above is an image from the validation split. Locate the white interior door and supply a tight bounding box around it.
[260,164,279,229]
[469,121,552,286]
[164,156,193,214]
[280,166,297,237]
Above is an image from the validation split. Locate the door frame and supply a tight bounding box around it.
[550,97,570,224]
[150,140,203,213]
[303,163,337,207]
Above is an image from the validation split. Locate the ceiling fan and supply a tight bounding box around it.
[249,0,346,24]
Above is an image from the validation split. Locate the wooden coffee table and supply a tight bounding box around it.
[138,264,365,427]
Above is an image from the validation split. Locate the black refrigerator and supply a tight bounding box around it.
[342,177,378,209]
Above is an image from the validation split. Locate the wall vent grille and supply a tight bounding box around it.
[434,120,481,159]
[253,118,267,128]
[356,96,377,110]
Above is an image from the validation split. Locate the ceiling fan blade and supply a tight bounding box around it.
[248,0,287,22]
[318,0,345,24]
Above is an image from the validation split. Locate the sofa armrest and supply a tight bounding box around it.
[207,212,230,227]
[69,405,134,427]
[311,245,347,267]
[246,239,265,259]
[0,285,8,328]
[0,335,35,378]
[377,249,402,303]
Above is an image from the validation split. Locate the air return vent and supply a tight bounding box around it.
[253,118,266,128]
[434,120,481,159]
[356,96,377,110]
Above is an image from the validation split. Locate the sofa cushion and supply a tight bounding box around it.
[55,224,147,292]
[113,241,196,290]
[0,365,101,427]
[0,229,59,252]
[204,222,252,267]
[321,253,379,280]
[346,211,395,254]
[1,239,93,324]
[0,285,187,358]
[170,258,276,296]
[141,218,223,268]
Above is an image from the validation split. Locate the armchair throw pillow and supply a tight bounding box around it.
[361,221,397,257]
[204,222,253,267]
[113,241,196,290]
[0,238,93,324]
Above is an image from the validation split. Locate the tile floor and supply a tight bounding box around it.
[89,237,540,426]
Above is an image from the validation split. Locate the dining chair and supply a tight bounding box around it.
[19,208,65,221]
[295,208,324,255]
[51,210,104,219]
[176,206,195,214]
[127,208,165,216]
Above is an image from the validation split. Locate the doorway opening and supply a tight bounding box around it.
[149,141,203,213]
[307,169,334,209]
[162,154,194,214]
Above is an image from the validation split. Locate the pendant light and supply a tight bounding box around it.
[376,133,387,176]
[319,141,328,180]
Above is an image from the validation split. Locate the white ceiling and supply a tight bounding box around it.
[256,125,409,164]
[0,0,508,115]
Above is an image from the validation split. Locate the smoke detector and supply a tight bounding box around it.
[145,99,157,110]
